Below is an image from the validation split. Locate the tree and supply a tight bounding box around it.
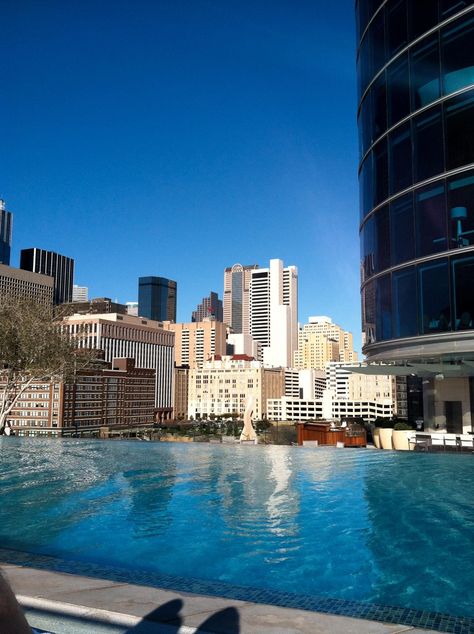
[0,299,96,433]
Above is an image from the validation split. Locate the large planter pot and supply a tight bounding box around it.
[392,430,412,451]
[379,428,393,450]
[373,427,381,449]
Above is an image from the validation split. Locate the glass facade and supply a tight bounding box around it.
[0,203,12,266]
[357,1,474,354]
[138,277,177,323]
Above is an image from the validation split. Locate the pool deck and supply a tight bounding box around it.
[1,563,445,634]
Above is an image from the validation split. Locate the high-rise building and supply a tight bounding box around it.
[192,291,223,322]
[249,258,298,368]
[138,276,177,322]
[126,301,138,316]
[0,263,54,305]
[0,200,12,266]
[62,313,175,411]
[162,319,227,368]
[72,285,88,302]
[223,263,259,333]
[20,248,74,305]
[294,316,358,370]
[356,2,474,432]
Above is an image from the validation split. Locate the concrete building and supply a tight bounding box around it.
[174,366,190,420]
[0,263,54,305]
[60,297,128,317]
[249,258,298,368]
[223,263,259,335]
[192,291,223,323]
[138,276,177,322]
[267,362,394,424]
[162,319,227,369]
[294,316,358,370]
[20,248,74,305]
[62,313,174,411]
[0,199,12,266]
[126,301,138,316]
[188,355,285,420]
[72,285,88,302]
[8,358,155,437]
[226,333,262,362]
[356,2,474,433]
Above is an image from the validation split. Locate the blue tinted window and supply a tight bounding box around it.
[413,105,444,183]
[387,52,410,126]
[361,216,376,281]
[448,171,474,249]
[441,15,474,96]
[386,0,408,57]
[444,89,474,170]
[391,192,415,265]
[389,122,412,194]
[375,205,390,271]
[418,259,451,334]
[370,9,386,77]
[371,71,387,142]
[373,137,389,206]
[360,153,374,219]
[362,280,376,345]
[415,182,447,257]
[451,254,474,330]
[392,267,418,338]
[408,0,438,40]
[439,0,471,20]
[410,34,440,111]
[376,274,392,341]
[360,93,372,155]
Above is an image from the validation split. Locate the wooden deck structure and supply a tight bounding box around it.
[296,422,367,448]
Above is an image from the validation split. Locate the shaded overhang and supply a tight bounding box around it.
[347,360,474,378]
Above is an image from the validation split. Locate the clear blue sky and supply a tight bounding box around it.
[2,0,361,351]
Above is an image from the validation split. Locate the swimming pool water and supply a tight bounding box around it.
[0,438,473,619]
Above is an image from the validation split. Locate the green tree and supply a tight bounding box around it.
[0,299,96,432]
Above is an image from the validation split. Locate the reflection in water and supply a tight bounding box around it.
[0,440,473,618]
[363,452,474,617]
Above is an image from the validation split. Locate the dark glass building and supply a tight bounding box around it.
[0,200,12,266]
[138,276,177,322]
[20,248,74,305]
[356,1,474,432]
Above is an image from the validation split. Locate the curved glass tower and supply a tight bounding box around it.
[356,1,474,430]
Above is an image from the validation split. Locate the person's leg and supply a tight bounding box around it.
[0,570,31,633]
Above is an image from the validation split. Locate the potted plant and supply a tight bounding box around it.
[372,417,390,449]
[392,421,414,451]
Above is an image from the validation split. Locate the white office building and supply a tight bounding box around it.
[249,258,298,368]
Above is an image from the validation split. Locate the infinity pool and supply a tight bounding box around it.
[0,438,473,621]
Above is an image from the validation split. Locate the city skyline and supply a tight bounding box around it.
[2,1,360,350]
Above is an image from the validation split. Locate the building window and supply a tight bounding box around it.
[451,254,474,331]
[410,34,440,111]
[392,267,418,338]
[390,192,415,265]
[376,274,392,341]
[418,259,450,334]
[387,52,410,127]
[389,121,412,195]
[413,105,444,183]
[444,89,474,171]
[442,14,474,96]
[415,182,447,257]
[448,170,474,249]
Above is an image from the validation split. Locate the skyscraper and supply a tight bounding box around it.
[223,263,259,333]
[72,285,88,302]
[20,248,74,305]
[192,291,223,322]
[249,258,298,368]
[0,200,12,266]
[138,276,177,322]
[356,1,474,432]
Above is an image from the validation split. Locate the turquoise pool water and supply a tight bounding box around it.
[0,438,473,619]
